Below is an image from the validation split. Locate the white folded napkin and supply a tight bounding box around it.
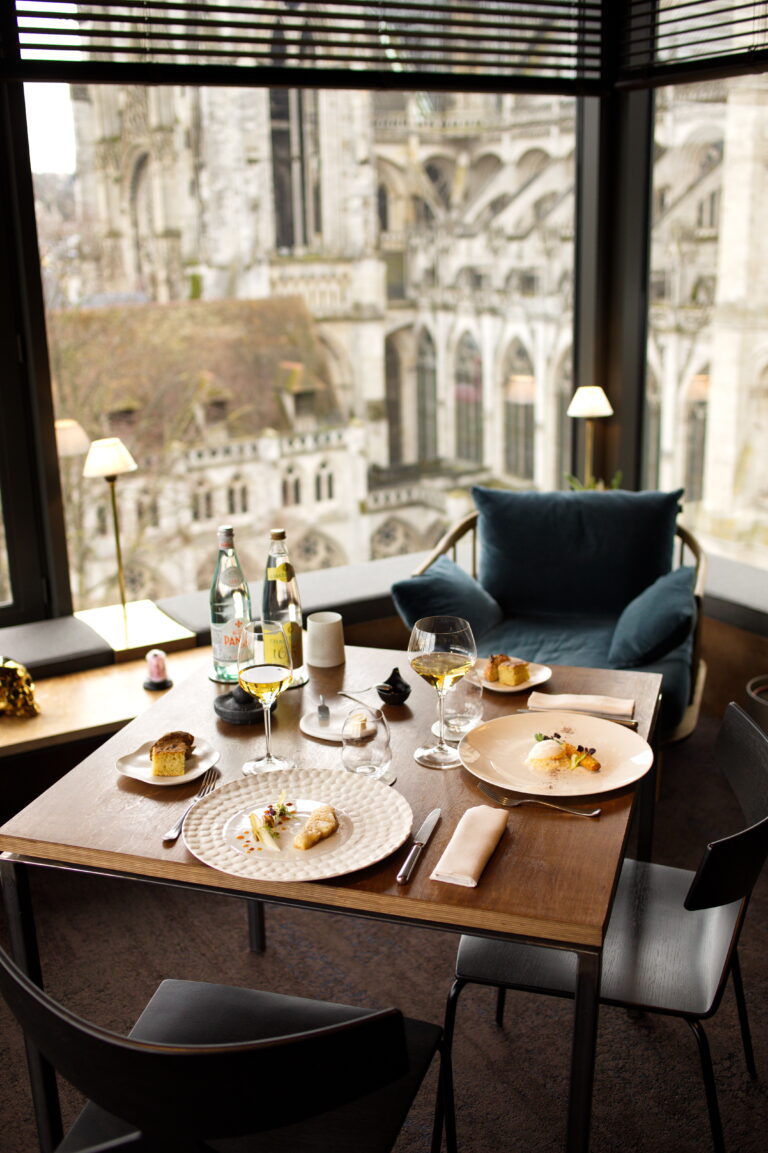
[527,691,635,718]
[430,805,508,887]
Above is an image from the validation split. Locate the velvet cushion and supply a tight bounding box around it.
[608,565,697,667]
[473,486,684,616]
[391,554,503,638]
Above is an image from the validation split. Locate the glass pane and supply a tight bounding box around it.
[0,491,11,607]
[647,77,768,577]
[27,84,575,609]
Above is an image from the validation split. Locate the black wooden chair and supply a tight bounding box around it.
[443,702,768,1153]
[0,955,456,1153]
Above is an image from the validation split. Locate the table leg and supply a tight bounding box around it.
[247,898,267,953]
[566,949,601,1153]
[635,751,657,861]
[0,860,64,1152]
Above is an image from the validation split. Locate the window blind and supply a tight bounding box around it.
[4,1,605,93]
[619,1,768,88]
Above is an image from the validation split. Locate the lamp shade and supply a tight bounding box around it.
[83,437,138,479]
[566,386,614,419]
[55,419,90,457]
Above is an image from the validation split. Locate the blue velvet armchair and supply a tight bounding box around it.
[392,486,707,743]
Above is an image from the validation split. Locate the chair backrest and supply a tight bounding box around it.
[0,949,408,1143]
[685,702,768,911]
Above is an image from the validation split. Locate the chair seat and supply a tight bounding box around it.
[456,858,743,1019]
[58,980,444,1153]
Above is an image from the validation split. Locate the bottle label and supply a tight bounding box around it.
[211,618,245,662]
[263,621,303,669]
[267,562,295,582]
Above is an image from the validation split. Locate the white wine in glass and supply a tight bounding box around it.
[237,620,294,773]
[407,615,477,769]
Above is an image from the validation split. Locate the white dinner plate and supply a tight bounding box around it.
[116,737,220,787]
[458,710,653,797]
[479,659,552,693]
[183,768,413,881]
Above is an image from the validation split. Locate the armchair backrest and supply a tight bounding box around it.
[471,487,684,617]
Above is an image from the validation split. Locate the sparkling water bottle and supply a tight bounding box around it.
[262,528,307,686]
[209,525,252,682]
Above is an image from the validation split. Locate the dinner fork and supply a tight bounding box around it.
[477,781,601,817]
[162,767,220,843]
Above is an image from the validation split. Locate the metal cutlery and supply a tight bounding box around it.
[317,695,330,722]
[515,708,638,729]
[477,781,601,817]
[396,808,441,884]
[162,766,220,843]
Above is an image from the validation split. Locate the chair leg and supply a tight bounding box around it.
[495,985,507,1027]
[442,977,466,1051]
[686,1018,725,1153]
[730,949,757,1079]
[431,1040,457,1153]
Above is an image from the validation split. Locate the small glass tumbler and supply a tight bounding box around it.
[341,704,395,786]
[433,665,484,741]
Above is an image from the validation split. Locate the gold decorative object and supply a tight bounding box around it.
[0,657,40,718]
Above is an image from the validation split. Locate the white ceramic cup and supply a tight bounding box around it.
[305,610,346,667]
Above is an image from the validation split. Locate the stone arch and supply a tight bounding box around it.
[293,528,346,571]
[370,516,423,559]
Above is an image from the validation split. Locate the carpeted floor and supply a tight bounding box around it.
[1,710,767,1152]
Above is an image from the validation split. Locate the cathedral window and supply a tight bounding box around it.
[503,340,536,480]
[416,328,438,463]
[455,332,483,464]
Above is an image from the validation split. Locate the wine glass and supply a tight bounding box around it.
[407,615,477,769]
[237,620,294,773]
[341,704,395,786]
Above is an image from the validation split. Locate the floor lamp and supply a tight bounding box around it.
[566,386,613,487]
[82,437,138,620]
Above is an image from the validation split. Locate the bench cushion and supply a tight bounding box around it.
[473,486,684,616]
[0,617,113,679]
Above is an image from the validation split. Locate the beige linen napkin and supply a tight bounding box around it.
[527,690,635,717]
[430,805,508,887]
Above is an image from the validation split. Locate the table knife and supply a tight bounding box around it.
[515,709,638,729]
[396,808,441,884]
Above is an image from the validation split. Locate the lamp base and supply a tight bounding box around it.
[75,600,196,660]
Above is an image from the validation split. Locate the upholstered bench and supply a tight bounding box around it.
[392,487,707,743]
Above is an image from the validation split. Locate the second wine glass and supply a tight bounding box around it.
[407,615,476,769]
[237,620,294,773]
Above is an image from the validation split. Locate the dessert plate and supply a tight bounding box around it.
[479,660,552,693]
[116,738,220,787]
[183,768,413,881]
[458,710,653,797]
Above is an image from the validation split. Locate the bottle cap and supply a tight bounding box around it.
[270,528,286,540]
[218,525,235,544]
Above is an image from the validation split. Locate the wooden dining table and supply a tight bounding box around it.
[0,644,662,1153]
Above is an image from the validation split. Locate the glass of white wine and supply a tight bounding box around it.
[407,615,477,769]
[237,620,294,773]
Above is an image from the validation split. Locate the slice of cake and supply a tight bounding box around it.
[150,730,194,777]
[497,657,531,686]
[150,742,187,777]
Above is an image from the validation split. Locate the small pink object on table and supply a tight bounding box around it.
[430,805,508,887]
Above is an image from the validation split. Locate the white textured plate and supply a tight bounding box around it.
[182,768,413,881]
[459,710,653,797]
[299,708,349,743]
[117,738,220,787]
[479,660,552,693]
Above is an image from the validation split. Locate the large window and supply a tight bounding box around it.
[647,77,768,577]
[26,84,576,611]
